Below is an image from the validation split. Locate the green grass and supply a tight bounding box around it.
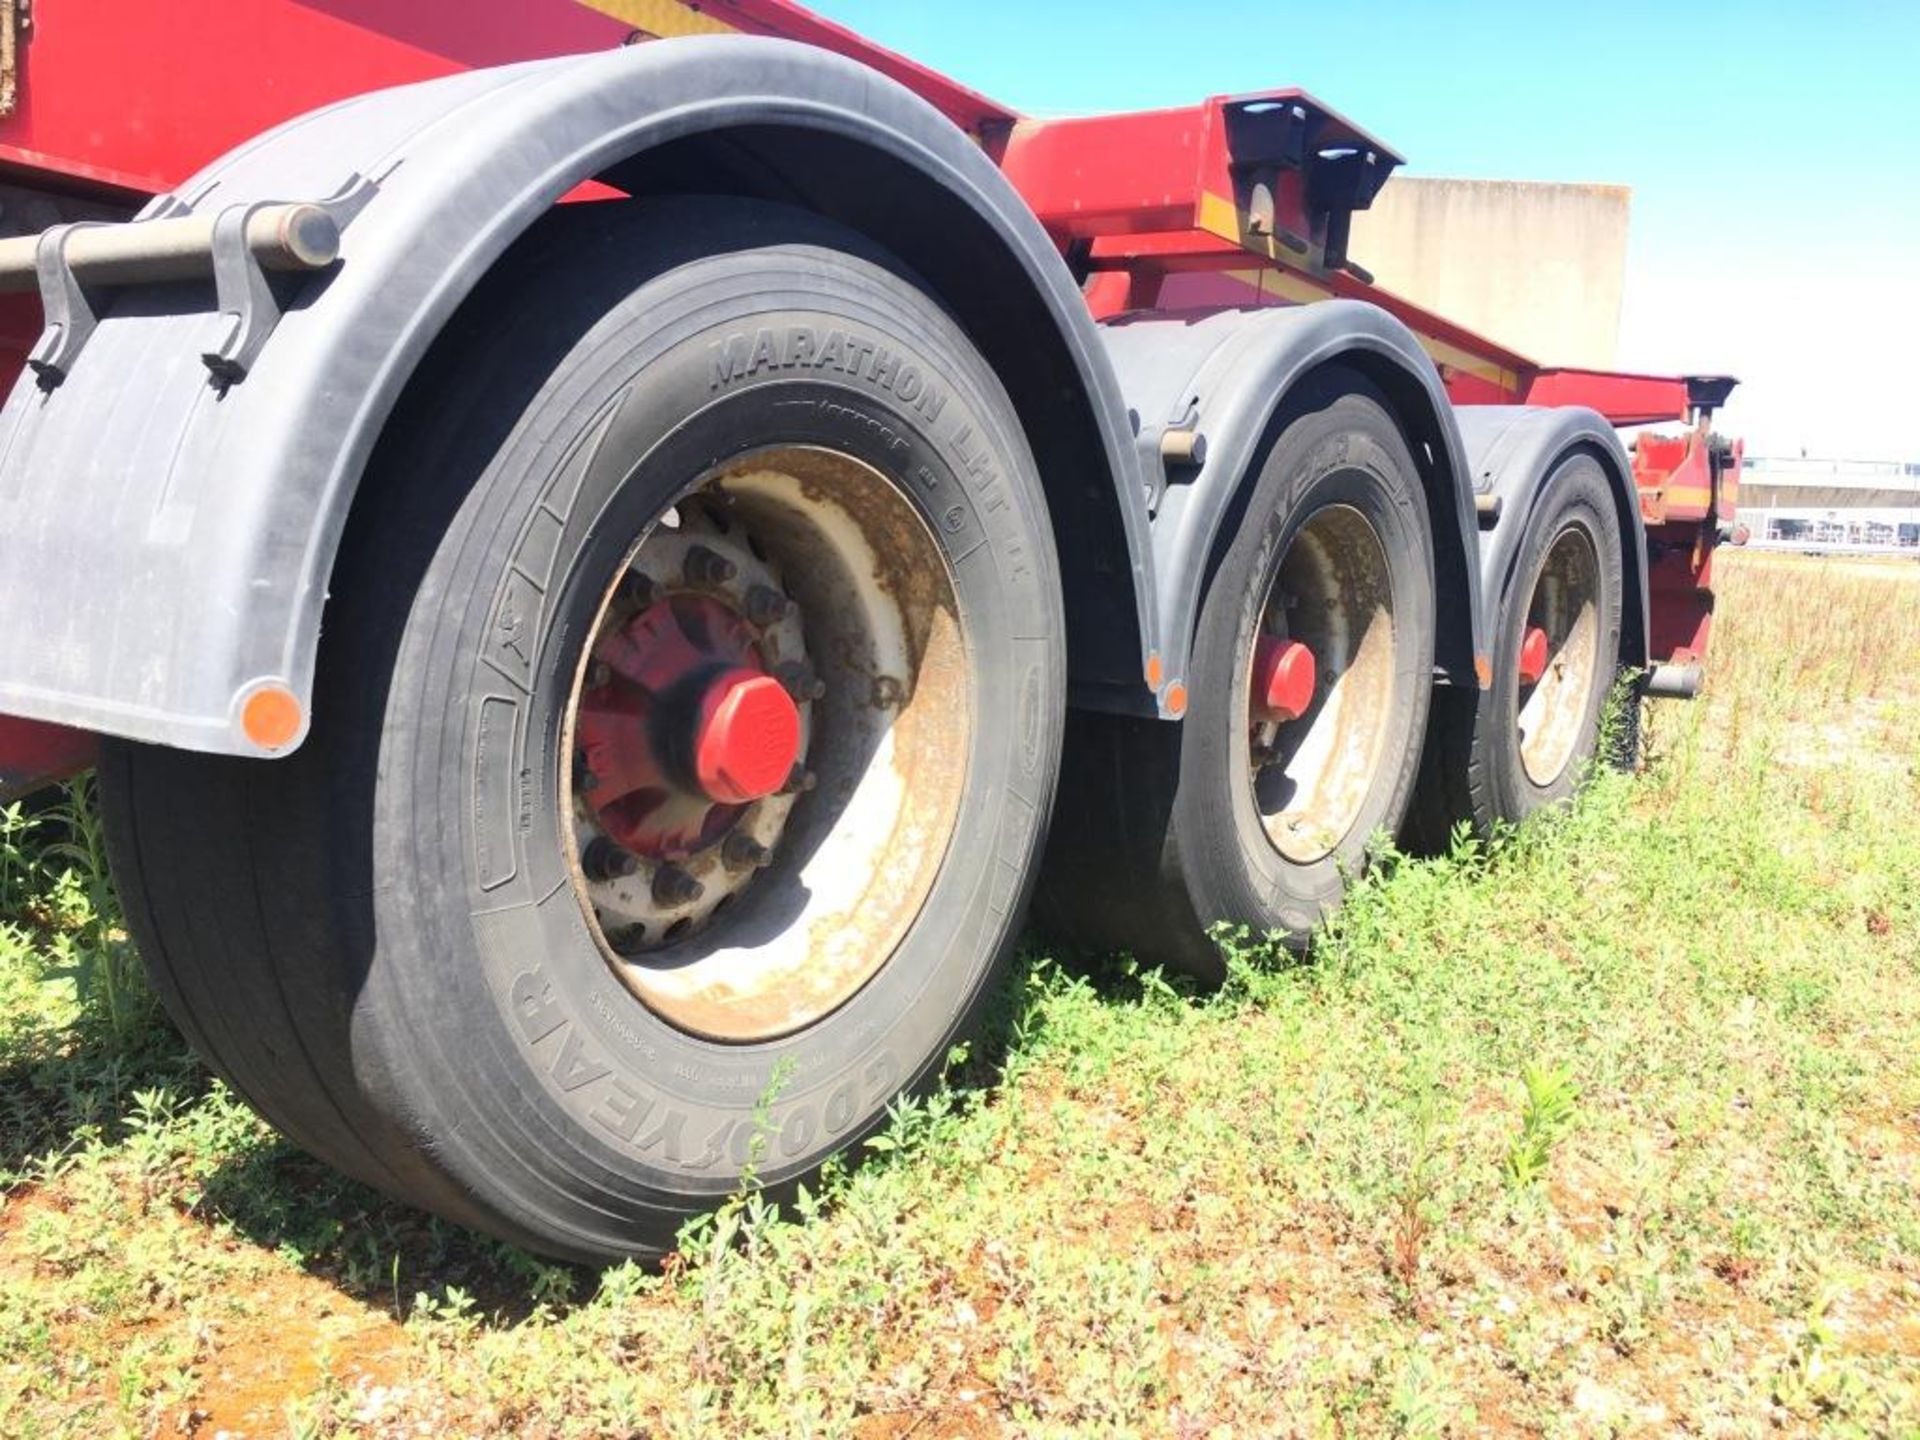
[3,550,1919,1437]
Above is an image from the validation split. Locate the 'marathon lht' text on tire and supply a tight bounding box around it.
[1039,371,1437,978]
[100,199,1067,1262]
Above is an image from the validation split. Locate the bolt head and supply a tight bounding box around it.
[583,837,639,882]
[776,662,825,702]
[685,545,737,587]
[746,584,791,626]
[723,832,773,871]
[652,864,705,908]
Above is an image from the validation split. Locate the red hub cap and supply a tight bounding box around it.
[575,594,801,859]
[694,669,802,805]
[1253,636,1317,724]
[1517,625,1550,687]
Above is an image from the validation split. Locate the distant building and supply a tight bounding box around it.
[1737,456,1920,552]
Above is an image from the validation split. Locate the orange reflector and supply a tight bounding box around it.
[1165,683,1188,718]
[1145,652,1164,691]
[241,686,303,750]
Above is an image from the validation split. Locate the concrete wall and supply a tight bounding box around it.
[1348,177,1631,368]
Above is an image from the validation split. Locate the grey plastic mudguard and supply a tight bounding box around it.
[1101,301,1487,695]
[1452,405,1649,669]
[0,37,1155,756]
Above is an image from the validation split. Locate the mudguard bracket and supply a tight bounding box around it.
[203,204,285,384]
[27,221,109,385]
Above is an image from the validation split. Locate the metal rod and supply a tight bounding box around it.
[1159,427,1208,466]
[0,203,339,293]
[1644,662,1703,700]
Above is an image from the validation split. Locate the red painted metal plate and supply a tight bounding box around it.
[0,715,95,799]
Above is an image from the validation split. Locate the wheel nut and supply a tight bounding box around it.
[652,864,705,908]
[745,584,790,626]
[583,837,638,882]
[722,833,773,871]
[618,571,655,609]
[684,545,736,587]
[587,660,613,689]
[777,662,826,701]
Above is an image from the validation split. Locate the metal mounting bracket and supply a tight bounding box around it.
[202,203,286,385]
[318,170,382,228]
[1158,399,1207,476]
[200,174,379,385]
[27,222,109,386]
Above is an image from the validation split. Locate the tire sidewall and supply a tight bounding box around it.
[1178,391,1436,939]
[1483,456,1624,814]
[365,236,1062,1245]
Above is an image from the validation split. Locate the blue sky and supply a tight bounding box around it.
[809,0,1920,459]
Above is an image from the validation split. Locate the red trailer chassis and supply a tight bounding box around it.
[0,0,1746,1260]
[0,0,1733,799]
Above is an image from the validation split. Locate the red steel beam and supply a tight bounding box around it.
[0,0,1693,424]
[1001,93,1551,404]
[1002,92,1398,241]
[1080,230,1538,404]
[0,0,1730,786]
[1634,431,1714,525]
[1001,90,1402,263]
[0,1,638,197]
[0,1,1017,199]
[1004,102,1232,239]
[1526,369,1691,427]
[621,0,1017,135]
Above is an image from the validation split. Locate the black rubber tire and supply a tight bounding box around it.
[98,197,1066,1262]
[1406,454,1623,845]
[1036,372,1436,980]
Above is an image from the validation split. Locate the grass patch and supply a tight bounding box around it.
[3,548,1919,1437]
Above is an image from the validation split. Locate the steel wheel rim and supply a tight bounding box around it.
[1246,503,1398,864]
[559,445,972,1044]
[1516,524,1602,787]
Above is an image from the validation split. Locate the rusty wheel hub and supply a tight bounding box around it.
[1247,504,1398,865]
[577,594,802,859]
[561,448,971,1043]
[1516,525,1602,787]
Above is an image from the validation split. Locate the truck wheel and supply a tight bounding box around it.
[1409,454,1623,841]
[1037,373,1435,979]
[98,197,1065,1262]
